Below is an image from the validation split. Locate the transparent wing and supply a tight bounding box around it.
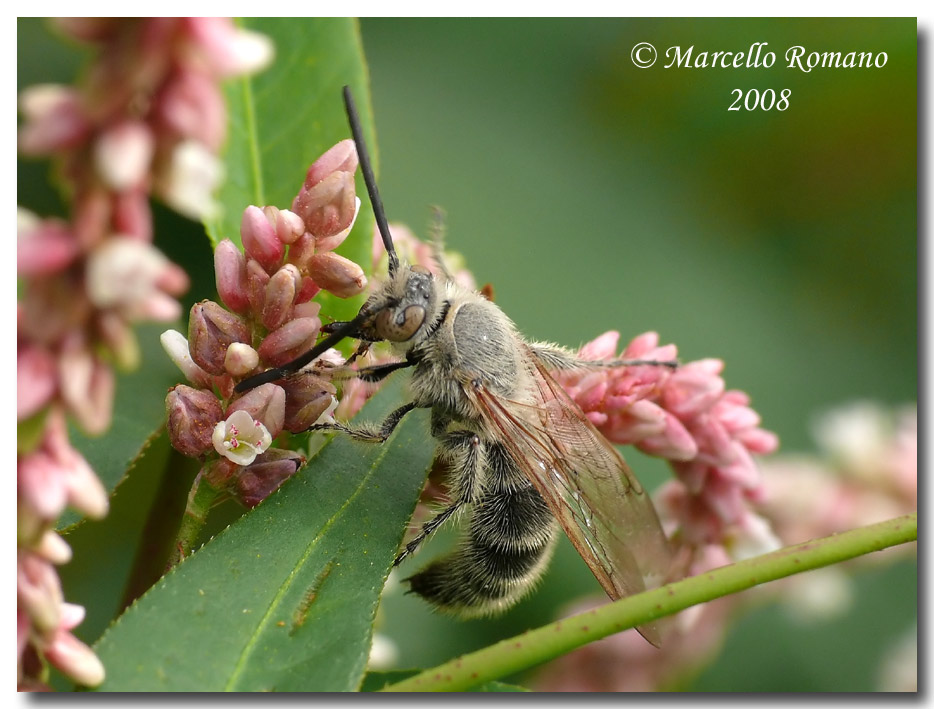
[464,347,674,645]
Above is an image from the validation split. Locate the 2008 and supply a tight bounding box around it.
[729,88,791,111]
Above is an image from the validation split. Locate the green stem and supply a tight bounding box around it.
[380,513,917,692]
[166,470,220,569]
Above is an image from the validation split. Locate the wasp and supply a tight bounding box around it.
[236,87,676,645]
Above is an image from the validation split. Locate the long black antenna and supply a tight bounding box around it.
[233,308,373,393]
[343,85,399,276]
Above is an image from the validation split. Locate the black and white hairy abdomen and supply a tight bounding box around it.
[406,438,559,616]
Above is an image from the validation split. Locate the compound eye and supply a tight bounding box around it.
[375,305,426,342]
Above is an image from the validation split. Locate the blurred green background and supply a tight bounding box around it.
[18,18,916,692]
[358,17,917,692]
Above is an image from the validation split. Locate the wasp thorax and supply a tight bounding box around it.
[375,304,426,341]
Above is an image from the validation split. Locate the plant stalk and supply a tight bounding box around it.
[379,513,917,692]
[166,470,220,569]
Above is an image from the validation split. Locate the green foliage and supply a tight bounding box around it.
[93,377,433,691]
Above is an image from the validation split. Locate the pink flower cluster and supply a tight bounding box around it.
[19,18,273,224]
[557,331,780,563]
[162,140,367,508]
[17,18,272,690]
[534,400,916,692]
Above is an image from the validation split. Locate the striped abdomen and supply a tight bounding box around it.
[406,441,559,616]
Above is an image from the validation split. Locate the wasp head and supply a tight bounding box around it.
[356,264,438,345]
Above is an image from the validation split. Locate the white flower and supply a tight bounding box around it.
[212,410,272,466]
[159,140,223,220]
[811,401,890,481]
[86,238,181,321]
[94,121,154,190]
[159,329,211,387]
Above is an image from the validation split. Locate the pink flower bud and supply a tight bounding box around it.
[214,239,250,313]
[579,331,620,361]
[182,18,274,77]
[257,317,321,367]
[165,385,224,457]
[17,343,57,420]
[574,377,608,412]
[36,531,72,565]
[712,395,761,433]
[224,342,259,377]
[688,415,735,467]
[43,629,106,688]
[621,331,660,359]
[737,428,780,455]
[262,265,299,330]
[41,411,109,520]
[314,196,360,253]
[94,120,154,190]
[187,301,250,375]
[155,70,226,152]
[58,337,114,436]
[661,363,725,419]
[18,452,69,523]
[113,188,153,241]
[241,205,283,272]
[201,457,240,489]
[700,473,747,525]
[18,84,90,155]
[16,213,79,277]
[295,276,321,304]
[275,208,305,245]
[293,300,322,321]
[233,449,305,508]
[715,443,760,489]
[280,373,338,433]
[226,383,286,439]
[308,252,367,298]
[245,258,270,316]
[306,140,359,187]
[72,187,110,249]
[292,171,357,241]
[286,232,315,271]
[636,411,698,461]
[17,552,63,634]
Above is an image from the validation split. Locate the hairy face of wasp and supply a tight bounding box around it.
[357,265,438,345]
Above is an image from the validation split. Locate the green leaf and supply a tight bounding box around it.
[206,17,377,326]
[61,323,182,529]
[93,376,434,691]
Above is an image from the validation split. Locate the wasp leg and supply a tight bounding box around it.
[307,401,417,441]
[395,428,481,566]
[394,501,462,567]
[354,359,415,383]
[528,341,678,371]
